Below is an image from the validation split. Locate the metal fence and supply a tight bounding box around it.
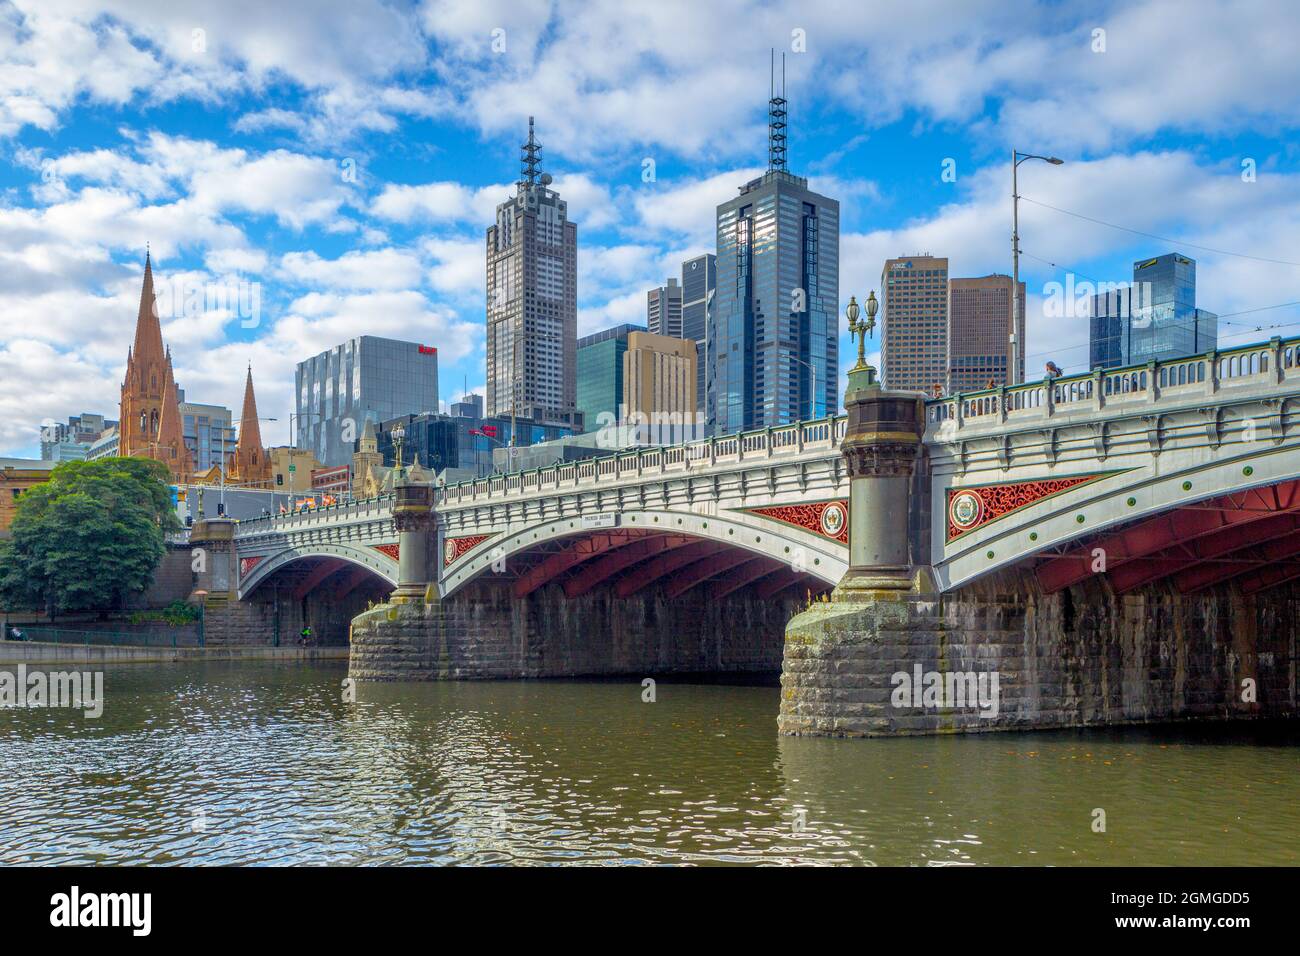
[7,627,202,648]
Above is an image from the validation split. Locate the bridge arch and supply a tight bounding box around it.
[439,508,844,600]
[937,445,1300,592]
[239,543,398,600]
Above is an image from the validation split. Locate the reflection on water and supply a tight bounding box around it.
[0,662,1296,865]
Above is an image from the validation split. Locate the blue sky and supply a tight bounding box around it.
[2,0,1299,457]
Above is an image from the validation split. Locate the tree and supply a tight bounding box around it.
[0,457,180,616]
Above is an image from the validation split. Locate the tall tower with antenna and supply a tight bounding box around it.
[485,118,581,438]
[709,51,840,435]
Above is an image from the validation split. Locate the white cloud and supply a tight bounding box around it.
[279,248,425,291]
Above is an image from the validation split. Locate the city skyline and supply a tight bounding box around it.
[3,1,1300,458]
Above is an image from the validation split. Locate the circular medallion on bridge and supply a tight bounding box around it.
[949,490,984,532]
[819,501,847,538]
[444,540,456,566]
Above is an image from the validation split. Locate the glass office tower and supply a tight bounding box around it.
[295,335,439,466]
[714,170,838,433]
[1130,253,1217,363]
[1089,285,1133,370]
[1088,253,1218,370]
[681,253,716,427]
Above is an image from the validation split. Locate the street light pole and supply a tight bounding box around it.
[1011,149,1064,386]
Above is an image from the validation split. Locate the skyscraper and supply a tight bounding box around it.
[1088,252,1218,370]
[712,58,839,433]
[485,117,581,435]
[947,274,1025,393]
[295,336,439,467]
[681,253,716,425]
[1130,253,1218,364]
[881,255,949,394]
[646,278,683,337]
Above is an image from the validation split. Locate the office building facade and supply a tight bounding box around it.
[40,412,117,460]
[681,253,716,425]
[647,279,683,338]
[1130,253,1218,364]
[947,274,1025,393]
[881,255,949,394]
[179,400,235,474]
[295,335,439,467]
[371,409,576,480]
[624,331,699,443]
[485,118,581,431]
[576,324,644,431]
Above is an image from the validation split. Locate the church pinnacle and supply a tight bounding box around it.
[119,250,193,482]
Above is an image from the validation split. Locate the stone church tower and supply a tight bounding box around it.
[119,252,193,482]
[226,366,272,488]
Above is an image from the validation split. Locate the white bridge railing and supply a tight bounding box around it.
[436,416,846,507]
[927,335,1300,433]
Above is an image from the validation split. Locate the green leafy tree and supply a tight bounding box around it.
[0,457,180,616]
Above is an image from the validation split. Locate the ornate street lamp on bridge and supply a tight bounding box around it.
[1011,149,1064,386]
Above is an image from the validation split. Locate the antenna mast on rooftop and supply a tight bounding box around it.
[520,116,543,189]
[768,49,787,172]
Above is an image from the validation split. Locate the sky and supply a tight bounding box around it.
[1,0,1299,458]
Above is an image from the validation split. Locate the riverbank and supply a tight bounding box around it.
[0,642,349,665]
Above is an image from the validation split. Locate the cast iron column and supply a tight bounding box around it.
[837,292,926,596]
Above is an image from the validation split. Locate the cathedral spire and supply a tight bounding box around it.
[228,364,271,488]
[120,250,193,483]
[236,365,264,453]
[131,249,165,367]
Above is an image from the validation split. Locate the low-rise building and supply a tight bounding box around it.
[0,457,58,535]
[269,446,321,494]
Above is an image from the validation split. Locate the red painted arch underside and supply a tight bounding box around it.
[509,528,829,600]
[1036,479,1300,595]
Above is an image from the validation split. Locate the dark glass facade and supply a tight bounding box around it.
[714,171,838,433]
[371,410,575,478]
[1088,253,1218,370]
[681,253,716,424]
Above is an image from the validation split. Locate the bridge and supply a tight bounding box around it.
[188,334,1300,735]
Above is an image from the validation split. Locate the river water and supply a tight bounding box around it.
[1,662,1296,866]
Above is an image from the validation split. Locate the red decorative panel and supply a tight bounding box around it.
[239,556,264,580]
[946,474,1109,540]
[747,500,849,544]
[371,543,400,561]
[444,534,492,566]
